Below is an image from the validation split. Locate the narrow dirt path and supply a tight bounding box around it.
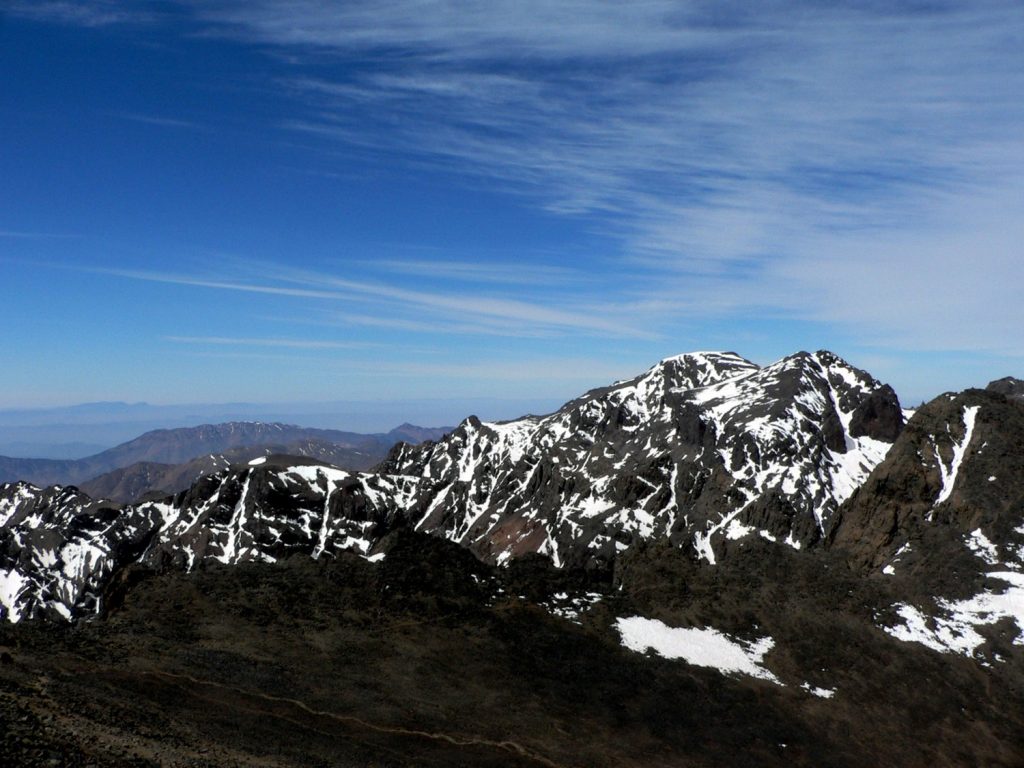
[137,668,573,768]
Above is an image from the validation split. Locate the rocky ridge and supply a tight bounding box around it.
[2,349,906,623]
[382,349,902,565]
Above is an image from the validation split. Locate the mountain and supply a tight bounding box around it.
[827,386,1024,659]
[380,349,903,566]
[0,421,452,490]
[77,439,394,503]
[1,349,906,622]
[2,349,1024,765]
[987,376,1024,399]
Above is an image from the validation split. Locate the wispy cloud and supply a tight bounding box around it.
[112,112,199,129]
[333,356,641,384]
[6,0,155,27]
[363,259,583,286]
[282,310,564,339]
[102,263,653,339]
[164,336,371,350]
[0,230,79,239]
[21,2,1024,361]
[193,3,1024,339]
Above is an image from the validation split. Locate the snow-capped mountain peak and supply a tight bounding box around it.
[2,349,906,622]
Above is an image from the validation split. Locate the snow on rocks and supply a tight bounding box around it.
[932,405,980,510]
[387,350,902,567]
[542,590,604,623]
[1,349,906,621]
[615,616,781,683]
[0,464,428,622]
[0,568,30,623]
[966,528,1000,566]
[801,683,836,699]
[883,571,1024,658]
[685,351,900,561]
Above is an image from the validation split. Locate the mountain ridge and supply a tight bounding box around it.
[2,348,908,622]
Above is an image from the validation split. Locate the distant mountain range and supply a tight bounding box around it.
[0,398,555,458]
[0,421,451,500]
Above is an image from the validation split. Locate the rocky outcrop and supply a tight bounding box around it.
[829,389,1024,589]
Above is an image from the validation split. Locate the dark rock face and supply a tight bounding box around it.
[829,389,1024,577]
[987,376,1024,398]
[849,384,904,442]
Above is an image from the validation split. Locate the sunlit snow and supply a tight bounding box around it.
[615,616,781,683]
[933,406,980,509]
[0,568,30,623]
[801,683,836,699]
[966,529,1000,566]
[884,571,1024,657]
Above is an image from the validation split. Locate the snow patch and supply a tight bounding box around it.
[801,683,835,699]
[725,519,754,540]
[884,571,1024,658]
[543,591,603,623]
[615,616,781,683]
[933,405,980,508]
[0,568,30,623]
[967,529,1000,566]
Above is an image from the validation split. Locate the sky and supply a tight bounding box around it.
[2,0,1023,427]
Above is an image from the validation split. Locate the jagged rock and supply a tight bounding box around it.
[829,389,1024,595]
[384,350,901,565]
[849,384,904,442]
[987,377,1024,398]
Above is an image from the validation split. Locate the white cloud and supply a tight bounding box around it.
[26,1,1024,361]
[362,258,583,286]
[101,263,654,339]
[112,112,199,129]
[6,0,155,27]
[184,1,1024,358]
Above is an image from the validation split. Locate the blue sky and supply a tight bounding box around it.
[2,0,1023,423]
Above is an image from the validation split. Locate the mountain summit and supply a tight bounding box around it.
[383,349,902,565]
